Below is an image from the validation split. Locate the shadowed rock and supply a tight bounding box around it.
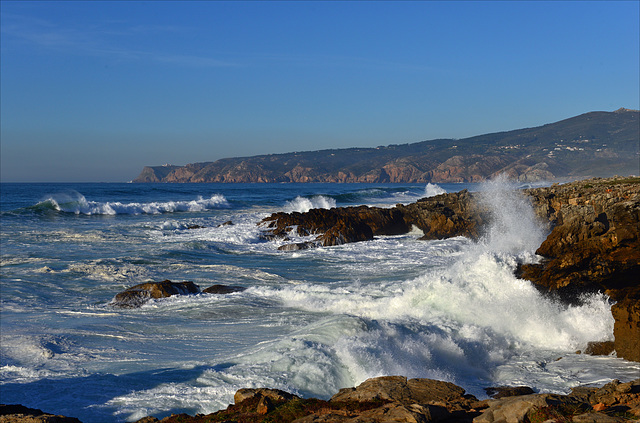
[111,280,200,308]
[202,284,246,294]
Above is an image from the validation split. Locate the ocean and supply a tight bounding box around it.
[1,181,638,422]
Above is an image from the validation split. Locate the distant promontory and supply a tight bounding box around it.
[133,109,639,183]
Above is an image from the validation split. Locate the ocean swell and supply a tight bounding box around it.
[33,192,228,215]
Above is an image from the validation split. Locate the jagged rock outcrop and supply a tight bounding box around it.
[111,280,200,308]
[110,281,245,308]
[262,177,640,362]
[128,377,640,423]
[611,295,640,362]
[261,206,410,247]
[518,177,640,361]
[397,190,488,240]
[9,377,639,422]
[260,190,488,248]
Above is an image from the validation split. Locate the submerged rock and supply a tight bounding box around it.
[202,284,246,294]
[111,280,200,308]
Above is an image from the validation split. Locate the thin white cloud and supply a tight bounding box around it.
[1,13,239,68]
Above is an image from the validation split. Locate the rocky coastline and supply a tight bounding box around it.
[260,176,639,362]
[3,377,639,422]
[5,176,638,423]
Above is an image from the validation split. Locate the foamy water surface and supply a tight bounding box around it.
[1,181,638,422]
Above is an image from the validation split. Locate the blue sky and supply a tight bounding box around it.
[1,1,638,182]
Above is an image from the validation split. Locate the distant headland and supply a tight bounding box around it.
[133,108,639,183]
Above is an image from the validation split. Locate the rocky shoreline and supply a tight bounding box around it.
[3,377,639,422]
[260,176,640,362]
[7,176,637,423]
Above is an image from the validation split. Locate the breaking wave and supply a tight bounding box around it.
[30,192,228,215]
[285,195,336,213]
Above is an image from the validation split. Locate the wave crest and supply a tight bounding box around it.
[285,195,336,213]
[34,192,228,215]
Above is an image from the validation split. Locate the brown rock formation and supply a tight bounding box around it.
[127,377,640,423]
[518,177,640,362]
[262,177,640,362]
[397,190,488,240]
[260,206,410,247]
[9,377,640,423]
[611,295,640,362]
[0,405,82,423]
[110,280,200,308]
[260,190,487,248]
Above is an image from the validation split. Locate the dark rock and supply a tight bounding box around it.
[261,205,409,247]
[278,242,316,251]
[202,284,246,294]
[397,190,488,240]
[583,341,615,356]
[186,225,205,230]
[111,280,200,308]
[218,221,233,227]
[484,386,535,399]
[260,191,484,248]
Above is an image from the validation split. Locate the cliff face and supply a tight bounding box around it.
[133,109,639,183]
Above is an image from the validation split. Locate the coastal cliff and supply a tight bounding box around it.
[132,109,639,184]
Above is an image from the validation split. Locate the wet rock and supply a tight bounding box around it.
[397,189,488,240]
[217,220,233,227]
[278,242,316,251]
[261,205,408,247]
[582,341,615,356]
[111,280,200,308]
[202,284,246,294]
[260,190,485,248]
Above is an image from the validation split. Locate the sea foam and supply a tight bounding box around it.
[38,192,228,215]
[285,195,336,213]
